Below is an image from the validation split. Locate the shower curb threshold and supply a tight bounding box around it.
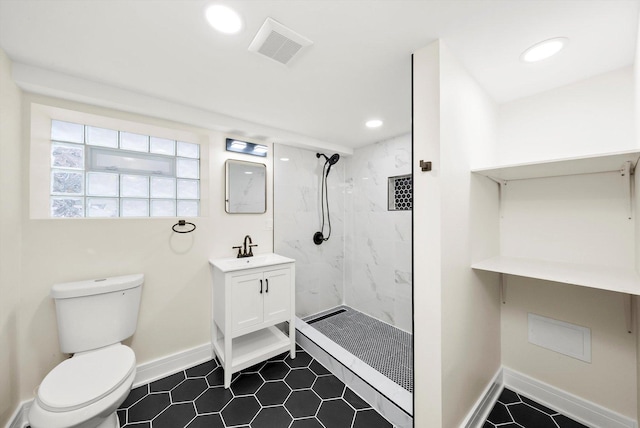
[296,317,413,428]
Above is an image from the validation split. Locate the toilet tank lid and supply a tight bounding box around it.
[51,274,144,299]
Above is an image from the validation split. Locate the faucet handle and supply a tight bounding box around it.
[248,244,258,256]
[232,246,242,258]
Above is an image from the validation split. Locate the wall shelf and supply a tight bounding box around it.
[472,150,640,182]
[471,150,640,300]
[472,256,640,296]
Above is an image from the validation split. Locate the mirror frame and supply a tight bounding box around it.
[225,159,267,214]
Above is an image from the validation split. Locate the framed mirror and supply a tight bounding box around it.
[225,159,267,214]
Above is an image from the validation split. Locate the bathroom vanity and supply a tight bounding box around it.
[209,253,296,388]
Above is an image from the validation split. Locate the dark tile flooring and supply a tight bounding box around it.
[484,388,588,428]
[117,347,394,428]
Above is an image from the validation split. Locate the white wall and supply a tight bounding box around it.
[498,68,640,418]
[413,40,502,428]
[412,41,444,428]
[15,93,275,405]
[497,66,635,166]
[0,48,22,427]
[438,43,501,428]
[344,134,412,333]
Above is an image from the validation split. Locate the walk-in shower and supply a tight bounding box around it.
[273,137,413,428]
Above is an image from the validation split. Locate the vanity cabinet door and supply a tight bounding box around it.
[263,268,291,323]
[231,272,264,332]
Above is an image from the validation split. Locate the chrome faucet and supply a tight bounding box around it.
[232,235,257,258]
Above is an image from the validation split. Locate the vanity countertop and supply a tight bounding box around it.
[209,253,295,273]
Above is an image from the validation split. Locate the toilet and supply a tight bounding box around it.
[29,274,144,428]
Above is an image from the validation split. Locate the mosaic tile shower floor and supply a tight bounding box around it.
[115,347,394,428]
[305,306,413,392]
[484,388,588,428]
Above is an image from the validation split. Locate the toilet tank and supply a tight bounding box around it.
[51,274,144,354]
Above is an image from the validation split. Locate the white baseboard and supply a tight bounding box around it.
[460,367,504,428]
[5,343,213,428]
[503,367,638,428]
[133,343,212,388]
[5,400,30,428]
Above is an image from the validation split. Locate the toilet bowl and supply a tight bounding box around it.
[29,344,136,428]
[28,274,144,428]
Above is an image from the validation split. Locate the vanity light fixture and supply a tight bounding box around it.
[366,119,383,128]
[205,4,243,34]
[280,158,290,162]
[229,140,247,150]
[521,37,568,62]
[225,138,268,157]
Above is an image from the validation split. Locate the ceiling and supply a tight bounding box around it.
[0,0,638,149]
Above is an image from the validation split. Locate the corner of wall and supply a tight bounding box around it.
[0,48,24,427]
[437,42,502,428]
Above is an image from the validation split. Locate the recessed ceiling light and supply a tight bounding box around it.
[521,37,568,62]
[205,4,242,34]
[365,119,383,128]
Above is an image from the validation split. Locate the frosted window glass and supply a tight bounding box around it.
[86,172,119,197]
[176,158,199,179]
[151,199,176,217]
[51,170,84,194]
[177,141,199,159]
[150,137,175,156]
[177,179,199,199]
[121,175,149,197]
[87,198,119,217]
[121,199,149,217]
[51,143,84,169]
[177,200,199,217]
[120,132,149,152]
[51,120,84,144]
[88,147,175,176]
[86,126,118,148]
[150,177,176,198]
[51,197,84,217]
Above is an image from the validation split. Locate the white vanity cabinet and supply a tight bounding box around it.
[209,254,296,388]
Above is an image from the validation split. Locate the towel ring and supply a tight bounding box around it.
[172,220,196,234]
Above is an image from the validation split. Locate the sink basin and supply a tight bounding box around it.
[209,253,295,272]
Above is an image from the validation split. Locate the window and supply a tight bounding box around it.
[50,120,200,218]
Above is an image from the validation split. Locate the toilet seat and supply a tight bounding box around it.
[37,344,136,412]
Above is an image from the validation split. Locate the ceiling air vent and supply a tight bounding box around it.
[248,17,313,65]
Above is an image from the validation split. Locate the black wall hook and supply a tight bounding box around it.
[172,220,196,234]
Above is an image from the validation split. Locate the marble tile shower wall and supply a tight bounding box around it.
[274,145,345,318]
[344,134,412,333]
[273,137,412,332]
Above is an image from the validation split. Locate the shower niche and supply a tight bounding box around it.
[388,174,413,211]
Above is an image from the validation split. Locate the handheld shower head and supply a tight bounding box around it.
[325,153,340,176]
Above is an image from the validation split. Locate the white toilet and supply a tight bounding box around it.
[29,274,144,428]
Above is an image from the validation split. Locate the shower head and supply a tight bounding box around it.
[326,153,339,176]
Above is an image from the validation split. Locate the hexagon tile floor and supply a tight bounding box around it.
[116,347,394,428]
[483,388,588,428]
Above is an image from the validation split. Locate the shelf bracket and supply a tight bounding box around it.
[487,178,508,219]
[621,161,632,220]
[500,273,506,304]
[625,294,635,334]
